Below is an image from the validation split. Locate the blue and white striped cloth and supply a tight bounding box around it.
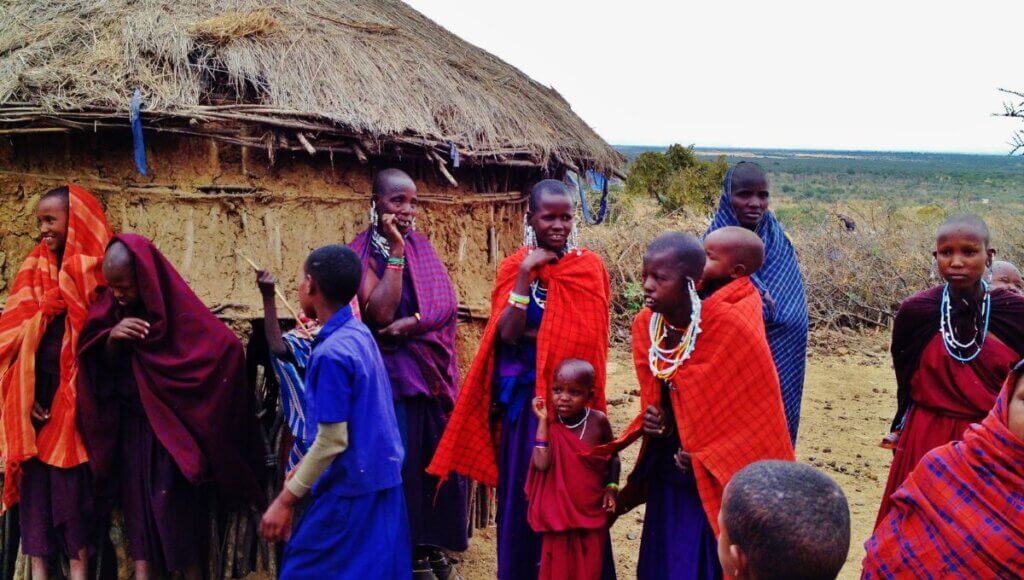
[271,330,316,472]
[705,165,809,443]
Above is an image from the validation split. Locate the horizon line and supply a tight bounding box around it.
[612,143,1017,157]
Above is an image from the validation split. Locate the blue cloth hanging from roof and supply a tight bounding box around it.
[568,170,609,225]
[130,89,148,176]
[449,142,461,168]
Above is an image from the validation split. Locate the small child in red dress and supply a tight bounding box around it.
[526,358,620,579]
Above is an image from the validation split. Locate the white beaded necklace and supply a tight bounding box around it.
[648,279,702,380]
[559,407,590,440]
[940,281,991,363]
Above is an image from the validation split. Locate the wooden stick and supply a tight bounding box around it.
[237,253,303,322]
[295,132,317,156]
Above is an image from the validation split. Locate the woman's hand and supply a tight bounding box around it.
[110,317,150,342]
[519,248,558,276]
[603,488,618,513]
[532,397,548,421]
[379,316,418,338]
[642,405,668,437]
[674,448,692,474]
[380,213,405,249]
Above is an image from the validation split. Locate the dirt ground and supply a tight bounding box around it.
[458,331,895,579]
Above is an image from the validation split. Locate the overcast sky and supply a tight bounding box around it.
[405,1,1022,154]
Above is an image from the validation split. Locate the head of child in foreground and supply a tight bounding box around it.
[718,461,850,580]
[103,241,140,307]
[642,232,706,316]
[702,227,765,294]
[551,359,596,419]
[934,214,994,294]
[989,260,1024,295]
[36,187,70,255]
[299,245,362,318]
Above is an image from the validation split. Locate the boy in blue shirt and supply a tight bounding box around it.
[259,244,410,578]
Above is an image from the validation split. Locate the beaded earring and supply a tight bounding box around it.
[370,200,379,227]
[523,214,537,248]
[567,220,580,251]
[369,199,391,257]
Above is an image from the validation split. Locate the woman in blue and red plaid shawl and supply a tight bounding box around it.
[863,361,1024,578]
[350,168,467,578]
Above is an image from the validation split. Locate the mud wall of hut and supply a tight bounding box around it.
[0,130,529,369]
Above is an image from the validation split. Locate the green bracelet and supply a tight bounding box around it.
[386,256,406,265]
[605,482,620,492]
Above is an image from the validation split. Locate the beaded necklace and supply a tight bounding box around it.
[531,280,548,310]
[648,280,702,380]
[558,408,590,440]
[940,281,991,363]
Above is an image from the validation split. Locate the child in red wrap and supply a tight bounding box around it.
[526,358,620,580]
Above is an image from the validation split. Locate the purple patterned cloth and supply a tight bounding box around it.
[350,229,460,406]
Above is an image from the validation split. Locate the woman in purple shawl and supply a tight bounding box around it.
[350,169,468,578]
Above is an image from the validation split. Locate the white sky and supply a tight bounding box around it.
[405,1,1022,154]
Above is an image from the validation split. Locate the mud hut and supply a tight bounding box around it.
[0,0,622,576]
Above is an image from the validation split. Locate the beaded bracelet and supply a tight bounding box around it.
[605,482,620,492]
[386,256,406,266]
[508,291,530,305]
[386,263,404,272]
[508,299,528,310]
[534,440,549,448]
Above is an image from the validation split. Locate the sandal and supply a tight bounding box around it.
[430,554,462,580]
[413,558,439,580]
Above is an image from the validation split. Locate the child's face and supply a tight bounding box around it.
[529,193,575,253]
[991,268,1024,295]
[934,229,992,293]
[36,196,69,254]
[642,251,692,314]
[702,236,738,286]
[551,373,592,419]
[1008,373,1024,440]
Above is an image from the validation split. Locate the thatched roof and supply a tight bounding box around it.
[0,0,623,175]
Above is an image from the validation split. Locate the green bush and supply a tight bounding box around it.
[624,144,728,213]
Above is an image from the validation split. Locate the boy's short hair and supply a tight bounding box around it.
[723,461,850,580]
[937,213,990,245]
[529,179,574,213]
[305,245,361,305]
[646,231,706,281]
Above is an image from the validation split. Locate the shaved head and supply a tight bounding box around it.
[554,358,596,389]
[730,161,767,188]
[646,232,707,282]
[990,260,1024,294]
[103,240,134,275]
[937,214,990,246]
[706,227,765,274]
[373,168,416,198]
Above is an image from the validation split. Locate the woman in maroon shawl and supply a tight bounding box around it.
[77,234,263,579]
[876,215,1024,526]
[350,169,467,578]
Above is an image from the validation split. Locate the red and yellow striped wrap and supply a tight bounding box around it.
[0,184,112,510]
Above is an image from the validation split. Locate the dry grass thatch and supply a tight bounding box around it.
[0,0,622,174]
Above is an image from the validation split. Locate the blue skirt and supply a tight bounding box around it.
[281,485,411,579]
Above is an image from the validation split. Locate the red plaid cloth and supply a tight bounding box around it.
[427,247,610,486]
[863,373,1024,578]
[0,185,112,509]
[597,278,794,534]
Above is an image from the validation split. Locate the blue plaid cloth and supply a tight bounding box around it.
[271,330,316,471]
[705,165,809,443]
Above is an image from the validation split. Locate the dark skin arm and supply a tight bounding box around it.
[359,214,409,329]
[497,249,557,344]
[103,316,150,368]
[531,397,551,471]
[643,404,692,473]
[256,270,291,360]
[591,411,621,513]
